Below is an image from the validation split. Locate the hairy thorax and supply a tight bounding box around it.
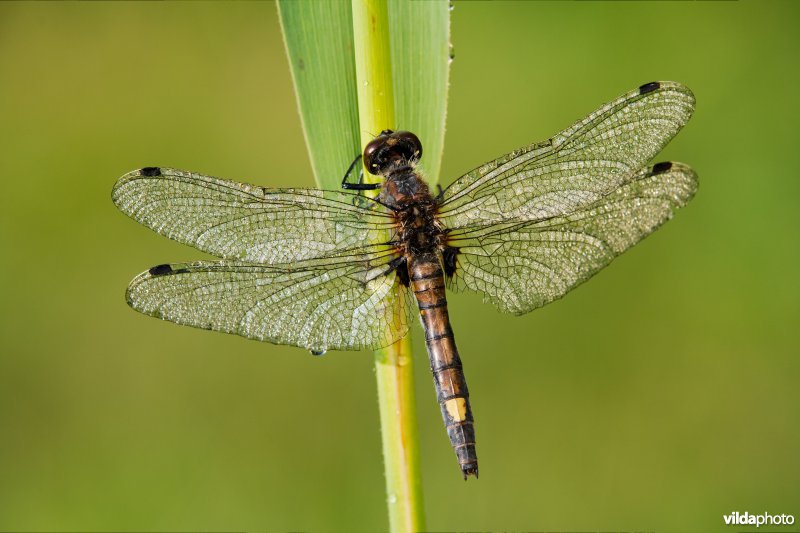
[379,168,445,257]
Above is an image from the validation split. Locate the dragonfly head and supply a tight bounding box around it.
[363,130,422,176]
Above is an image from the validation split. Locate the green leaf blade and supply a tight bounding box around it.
[388,0,451,184]
[278,0,450,189]
[277,1,360,189]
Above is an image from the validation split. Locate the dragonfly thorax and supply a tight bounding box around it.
[379,168,431,205]
[375,143,445,256]
[393,195,444,256]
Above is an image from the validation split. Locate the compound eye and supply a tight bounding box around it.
[394,131,422,161]
[363,134,389,172]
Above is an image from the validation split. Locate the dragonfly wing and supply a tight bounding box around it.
[126,255,411,352]
[112,167,395,264]
[445,162,697,315]
[438,82,695,228]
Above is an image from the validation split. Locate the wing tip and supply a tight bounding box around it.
[638,81,661,95]
[648,160,699,207]
[650,160,698,180]
[637,80,696,109]
[125,263,191,317]
[140,166,163,177]
[111,166,166,205]
[148,263,174,276]
[651,161,674,174]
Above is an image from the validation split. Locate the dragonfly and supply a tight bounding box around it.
[112,81,697,479]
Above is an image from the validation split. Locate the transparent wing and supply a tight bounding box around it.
[112,167,395,264]
[445,162,697,315]
[438,82,695,228]
[126,255,411,352]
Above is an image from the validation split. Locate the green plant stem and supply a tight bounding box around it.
[352,0,395,161]
[352,1,425,531]
[373,335,424,532]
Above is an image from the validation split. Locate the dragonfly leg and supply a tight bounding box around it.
[341,154,380,191]
[434,184,445,202]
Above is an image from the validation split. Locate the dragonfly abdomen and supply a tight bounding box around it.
[408,252,478,479]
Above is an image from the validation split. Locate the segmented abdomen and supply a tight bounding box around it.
[408,252,478,478]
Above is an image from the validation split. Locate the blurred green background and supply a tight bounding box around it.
[1,2,798,532]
